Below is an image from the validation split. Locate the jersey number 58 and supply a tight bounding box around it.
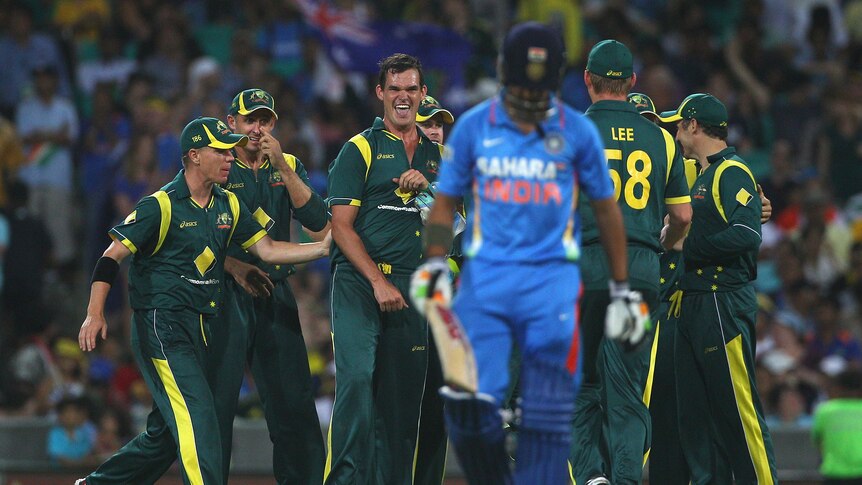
[605,149,652,210]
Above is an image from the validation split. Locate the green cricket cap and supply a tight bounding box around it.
[627,92,657,116]
[658,93,728,127]
[586,39,633,79]
[180,117,248,153]
[229,88,278,119]
[416,95,454,124]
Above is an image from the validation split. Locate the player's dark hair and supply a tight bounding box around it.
[702,123,728,141]
[378,54,424,89]
[587,72,633,96]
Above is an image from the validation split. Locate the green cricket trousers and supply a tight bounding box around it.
[207,277,326,484]
[676,286,777,485]
[324,267,428,485]
[87,308,222,485]
[570,288,657,485]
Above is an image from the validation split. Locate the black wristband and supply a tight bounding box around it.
[91,256,120,285]
[423,223,453,253]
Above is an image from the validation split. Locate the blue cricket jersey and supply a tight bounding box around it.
[436,94,614,264]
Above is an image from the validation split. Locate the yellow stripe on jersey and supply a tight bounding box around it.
[711,161,756,223]
[240,230,267,251]
[226,190,241,246]
[283,153,297,171]
[660,127,676,185]
[112,233,138,254]
[152,191,171,255]
[349,134,373,180]
[664,195,691,205]
[725,334,774,485]
[323,329,336,481]
[683,158,698,190]
[641,319,661,465]
[152,358,205,485]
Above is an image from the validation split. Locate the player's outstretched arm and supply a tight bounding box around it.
[247,231,331,265]
[411,193,457,315]
[79,240,132,352]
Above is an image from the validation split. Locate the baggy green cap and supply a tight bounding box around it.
[181,117,249,153]
[627,92,657,116]
[586,39,633,79]
[229,88,278,119]
[658,93,728,127]
[416,95,455,124]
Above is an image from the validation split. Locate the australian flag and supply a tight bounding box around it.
[293,0,472,82]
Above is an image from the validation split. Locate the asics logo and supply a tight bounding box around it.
[482,137,505,148]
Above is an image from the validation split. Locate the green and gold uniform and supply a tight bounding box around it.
[676,147,777,485]
[87,170,266,485]
[570,100,690,485]
[208,153,329,484]
[647,158,703,485]
[325,117,440,485]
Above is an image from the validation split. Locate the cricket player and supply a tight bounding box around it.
[208,88,329,484]
[414,93,456,485]
[76,117,330,485]
[660,93,777,485]
[630,92,774,485]
[410,23,649,485]
[570,40,692,485]
[324,53,440,485]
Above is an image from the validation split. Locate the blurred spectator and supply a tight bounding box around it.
[52,0,110,43]
[0,3,72,118]
[47,395,97,466]
[775,280,819,336]
[2,180,52,336]
[815,89,862,206]
[75,28,138,106]
[804,295,862,374]
[49,337,89,405]
[0,113,26,209]
[812,369,862,483]
[15,62,79,272]
[0,210,7,295]
[92,406,129,460]
[766,381,814,428]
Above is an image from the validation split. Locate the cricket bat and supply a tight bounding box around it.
[425,300,479,394]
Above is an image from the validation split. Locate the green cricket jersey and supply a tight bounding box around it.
[579,100,691,289]
[110,170,267,314]
[682,147,761,294]
[224,153,329,282]
[658,158,699,302]
[327,117,441,275]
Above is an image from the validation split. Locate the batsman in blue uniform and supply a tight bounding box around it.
[410,22,650,485]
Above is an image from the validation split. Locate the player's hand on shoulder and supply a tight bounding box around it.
[410,257,452,317]
[79,315,108,352]
[392,169,429,193]
[605,282,652,349]
[372,277,410,313]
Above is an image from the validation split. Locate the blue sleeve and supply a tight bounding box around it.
[574,116,614,200]
[435,115,475,198]
[46,427,66,459]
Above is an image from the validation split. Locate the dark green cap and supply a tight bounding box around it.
[180,117,248,153]
[229,88,278,119]
[627,92,657,116]
[658,93,728,127]
[586,39,633,79]
[416,95,454,124]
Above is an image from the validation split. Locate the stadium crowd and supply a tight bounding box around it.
[0,0,861,471]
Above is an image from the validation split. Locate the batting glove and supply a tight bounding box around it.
[410,257,452,317]
[415,182,437,225]
[605,281,652,348]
